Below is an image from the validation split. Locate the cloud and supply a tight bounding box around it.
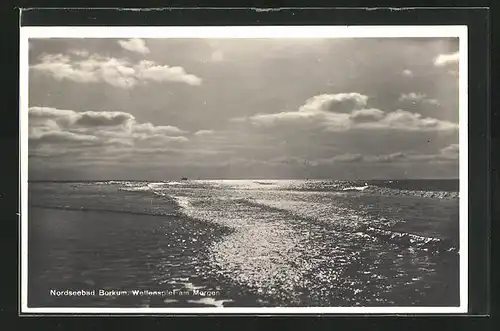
[74,111,136,127]
[300,93,368,113]
[248,110,326,129]
[399,92,440,106]
[402,69,413,77]
[367,152,409,163]
[69,49,90,57]
[134,60,202,85]
[238,93,456,132]
[133,134,189,145]
[29,130,99,144]
[316,148,458,166]
[425,99,441,106]
[114,146,231,159]
[328,153,364,163]
[349,108,385,123]
[31,52,202,88]
[117,38,150,55]
[29,106,135,129]
[399,92,426,102]
[28,107,189,153]
[133,122,187,135]
[376,110,454,131]
[194,129,215,136]
[434,51,459,67]
[440,143,459,156]
[29,106,76,120]
[30,141,235,171]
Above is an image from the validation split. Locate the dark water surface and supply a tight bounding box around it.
[27,179,460,307]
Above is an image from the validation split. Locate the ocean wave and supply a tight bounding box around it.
[148,182,167,188]
[358,225,458,254]
[113,180,459,200]
[282,185,459,200]
[367,186,459,200]
[173,196,191,210]
[118,186,151,192]
[342,185,370,192]
[253,181,277,186]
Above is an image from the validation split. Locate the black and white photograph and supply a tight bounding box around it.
[20,26,468,313]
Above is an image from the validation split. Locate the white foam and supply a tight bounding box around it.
[186,298,233,308]
[342,185,370,192]
[121,186,151,192]
[173,196,192,210]
[147,182,166,188]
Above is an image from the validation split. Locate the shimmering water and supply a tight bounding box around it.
[27,179,460,307]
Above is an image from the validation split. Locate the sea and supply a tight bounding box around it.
[27,179,460,308]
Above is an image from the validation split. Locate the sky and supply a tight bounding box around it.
[27,37,460,180]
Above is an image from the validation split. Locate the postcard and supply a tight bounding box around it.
[19,25,468,314]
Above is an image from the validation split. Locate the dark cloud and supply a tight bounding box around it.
[29,106,135,128]
[28,107,189,155]
[29,130,98,144]
[74,111,135,127]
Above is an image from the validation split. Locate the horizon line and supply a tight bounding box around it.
[27,178,460,182]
